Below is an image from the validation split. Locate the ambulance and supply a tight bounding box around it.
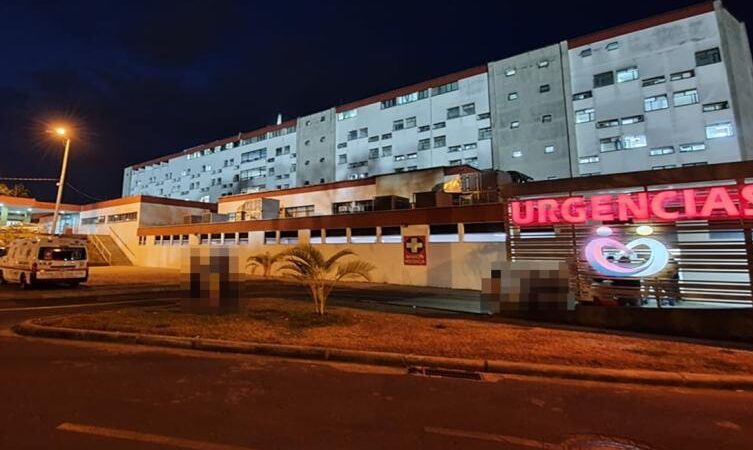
[0,236,88,288]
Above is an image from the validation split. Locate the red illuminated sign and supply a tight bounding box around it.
[511,185,753,226]
[403,235,427,266]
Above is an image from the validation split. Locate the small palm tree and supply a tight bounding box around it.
[246,251,285,278]
[279,244,374,315]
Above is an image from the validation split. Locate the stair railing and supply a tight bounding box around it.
[108,226,136,259]
[90,235,112,265]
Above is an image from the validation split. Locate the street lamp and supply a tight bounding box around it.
[50,126,71,235]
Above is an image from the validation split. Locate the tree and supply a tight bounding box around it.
[279,244,375,315]
[0,183,32,198]
[246,251,285,278]
[0,224,38,246]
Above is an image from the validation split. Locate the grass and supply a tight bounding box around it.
[37,298,753,375]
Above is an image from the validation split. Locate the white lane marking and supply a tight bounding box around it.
[0,299,173,313]
[57,422,258,450]
[425,426,560,449]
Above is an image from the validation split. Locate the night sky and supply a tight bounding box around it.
[1,0,751,203]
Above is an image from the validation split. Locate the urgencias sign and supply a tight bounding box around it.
[511,185,753,226]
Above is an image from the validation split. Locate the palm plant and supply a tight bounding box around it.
[279,244,375,315]
[246,251,285,278]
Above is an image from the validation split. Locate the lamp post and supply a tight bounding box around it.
[50,127,71,235]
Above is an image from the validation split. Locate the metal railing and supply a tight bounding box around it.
[89,235,112,265]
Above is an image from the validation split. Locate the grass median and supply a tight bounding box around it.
[36,298,753,375]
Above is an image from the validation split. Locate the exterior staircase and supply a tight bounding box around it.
[88,234,133,266]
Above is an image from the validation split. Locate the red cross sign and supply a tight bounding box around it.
[403,235,427,266]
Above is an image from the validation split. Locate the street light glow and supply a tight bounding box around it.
[54,127,67,136]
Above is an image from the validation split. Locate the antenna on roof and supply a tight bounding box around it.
[276,113,282,125]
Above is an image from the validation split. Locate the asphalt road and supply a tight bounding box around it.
[1,285,752,449]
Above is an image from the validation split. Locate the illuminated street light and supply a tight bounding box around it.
[50,125,72,235]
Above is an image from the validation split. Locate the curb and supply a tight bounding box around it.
[13,320,753,390]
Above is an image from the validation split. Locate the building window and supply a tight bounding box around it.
[477,112,490,120]
[337,109,357,121]
[593,71,614,88]
[573,91,592,101]
[418,139,431,151]
[418,125,430,132]
[464,157,478,167]
[544,145,555,154]
[579,155,600,164]
[368,136,379,143]
[407,152,418,159]
[433,122,446,129]
[381,133,392,140]
[683,162,708,167]
[575,108,595,123]
[505,68,516,77]
[464,222,506,243]
[670,70,695,81]
[380,226,401,244]
[449,159,462,166]
[649,146,674,156]
[599,137,621,152]
[337,142,347,149]
[284,205,315,218]
[405,116,417,128]
[580,48,592,57]
[652,164,676,170]
[350,227,377,244]
[434,136,446,148]
[432,81,458,96]
[358,128,368,138]
[703,101,729,112]
[679,143,706,152]
[325,229,347,244]
[541,114,552,123]
[429,224,459,243]
[448,145,461,153]
[538,60,549,68]
[616,66,639,83]
[392,119,404,131]
[478,127,492,140]
[706,122,734,139]
[462,103,476,116]
[510,121,520,129]
[381,146,392,157]
[642,76,666,87]
[621,115,644,125]
[464,142,478,150]
[338,154,347,164]
[597,119,619,129]
[447,106,460,119]
[696,47,722,66]
[507,92,518,101]
[606,41,619,51]
[644,95,669,112]
[674,89,699,107]
[539,84,550,93]
[623,135,647,149]
[512,150,522,158]
[369,148,379,159]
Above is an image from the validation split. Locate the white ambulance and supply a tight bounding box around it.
[0,236,89,288]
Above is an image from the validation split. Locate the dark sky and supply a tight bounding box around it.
[1,0,751,202]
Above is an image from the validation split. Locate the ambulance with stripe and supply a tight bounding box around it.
[0,236,88,288]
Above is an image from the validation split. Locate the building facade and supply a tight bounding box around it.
[123,1,753,203]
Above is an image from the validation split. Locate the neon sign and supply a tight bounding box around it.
[584,226,669,278]
[511,185,753,226]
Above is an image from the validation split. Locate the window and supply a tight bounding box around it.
[432,81,458,96]
[623,135,647,149]
[418,138,431,150]
[325,229,347,244]
[309,229,322,244]
[278,231,298,245]
[512,151,522,158]
[616,66,639,83]
[621,115,644,125]
[573,91,592,101]
[539,84,550,93]
[381,133,392,140]
[284,205,314,218]
[449,159,462,166]
[606,41,619,51]
[670,70,695,81]
[337,109,357,121]
[594,71,614,88]
[405,116,417,128]
[541,114,552,123]
[347,130,358,141]
[597,119,619,129]
[644,94,669,112]
[545,145,555,154]
[351,227,377,244]
[337,142,347,149]
[393,119,404,131]
[448,145,461,153]
[380,226,401,244]
[368,136,379,143]
[447,106,460,119]
[107,212,138,223]
[679,143,706,152]
[462,103,476,116]
[538,60,549,68]
[338,154,347,164]
[683,162,708,167]
[674,89,699,107]
[579,155,600,164]
[508,92,518,100]
[477,112,490,120]
[478,127,492,140]
[505,68,516,76]
[649,147,674,156]
[510,121,520,129]
[381,98,396,109]
[642,76,665,87]
[696,47,721,66]
[600,137,621,152]
[580,48,592,57]
[703,101,729,112]
[418,125,430,132]
[429,224,459,243]
[358,128,368,138]
[652,164,676,170]
[575,108,595,123]
[464,157,478,167]
[263,231,277,245]
[407,152,418,159]
[463,143,477,150]
[464,222,506,243]
[433,122,446,129]
[381,146,392,157]
[369,148,379,159]
[434,136,446,148]
[706,122,734,139]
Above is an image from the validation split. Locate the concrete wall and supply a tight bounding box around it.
[136,225,507,290]
[295,109,336,186]
[488,43,573,180]
[568,10,742,175]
